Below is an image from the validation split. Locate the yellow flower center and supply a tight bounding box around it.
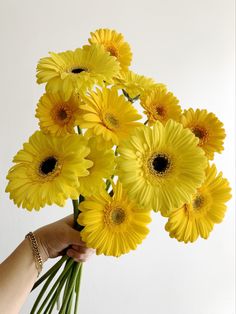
[111,208,126,224]
[148,153,172,177]
[191,126,208,145]
[104,205,126,226]
[104,113,120,129]
[183,193,209,218]
[39,156,58,176]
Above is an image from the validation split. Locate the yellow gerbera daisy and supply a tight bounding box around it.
[6,131,92,211]
[140,86,182,125]
[181,108,226,160]
[78,181,151,257]
[88,28,132,71]
[114,70,165,99]
[165,164,231,243]
[78,136,115,196]
[35,92,82,136]
[36,44,120,100]
[78,87,142,146]
[117,120,208,216]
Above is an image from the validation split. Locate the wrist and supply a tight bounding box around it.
[25,231,45,277]
[33,230,49,264]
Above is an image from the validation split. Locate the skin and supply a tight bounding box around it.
[0,215,94,314]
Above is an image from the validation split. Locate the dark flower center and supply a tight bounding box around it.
[57,108,68,120]
[152,154,170,174]
[192,127,206,139]
[106,46,118,58]
[156,106,165,116]
[192,195,204,210]
[71,68,86,74]
[40,157,57,175]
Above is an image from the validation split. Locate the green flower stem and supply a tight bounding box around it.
[64,262,76,313]
[62,261,74,303]
[77,126,82,134]
[122,89,140,103]
[66,290,75,313]
[72,197,84,232]
[66,266,76,313]
[32,255,68,292]
[59,263,81,314]
[72,199,80,230]
[30,263,62,314]
[36,258,74,314]
[56,255,72,311]
[105,178,112,191]
[45,271,69,314]
[74,263,83,314]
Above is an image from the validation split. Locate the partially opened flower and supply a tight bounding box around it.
[36,44,120,100]
[88,28,132,71]
[36,92,82,136]
[6,131,92,210]
[78,87,142,146]
[180,108,226,160]
[78,181,151,257]
[77,136,115,196]
[140,86,181,125]
[117,120,208,216]
[114,70,162,99]
[165,164,231,243]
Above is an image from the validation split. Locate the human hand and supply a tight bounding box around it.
[34,215,95,263]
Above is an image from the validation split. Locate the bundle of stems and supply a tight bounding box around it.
[30,196,84,314]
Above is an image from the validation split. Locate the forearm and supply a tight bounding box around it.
[0,215,93,314]
[0,239,38,314]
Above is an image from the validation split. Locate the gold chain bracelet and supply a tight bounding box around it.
[25,232,43,277]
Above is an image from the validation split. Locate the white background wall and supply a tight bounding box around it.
[0,0,235,313]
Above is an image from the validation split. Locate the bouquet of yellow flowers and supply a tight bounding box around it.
[6,28,231,313]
